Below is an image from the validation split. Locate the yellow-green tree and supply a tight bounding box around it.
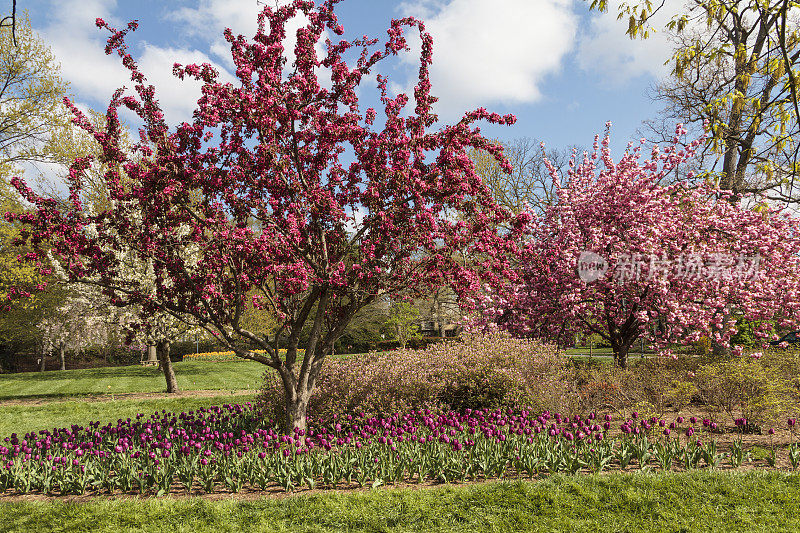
[0,11,71,177]
[385,301,422,349]
[0,178,68,371]
[589,0,800,201]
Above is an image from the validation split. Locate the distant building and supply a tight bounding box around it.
[414,286,461,338]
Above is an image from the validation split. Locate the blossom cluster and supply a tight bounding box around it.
[475,124,800,362]
[5,0,529,428]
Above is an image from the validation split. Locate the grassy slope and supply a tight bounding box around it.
[1,359,799,532]
[0,360,266,437]
[2,472,799,532]
[0,394,257,438]
[0,360,268,401]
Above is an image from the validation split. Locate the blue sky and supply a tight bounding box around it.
[23,0,681,157]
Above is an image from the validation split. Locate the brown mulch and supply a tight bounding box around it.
[0,477,463,503]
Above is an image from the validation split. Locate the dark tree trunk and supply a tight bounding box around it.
[711,341,731,360]
[614,345,629,369]
[280,349,327,433]
[609,330,637,369]
[710,310,733,360]
[271,287,365,433]
[59,345,66,371]
[157,340,179,393]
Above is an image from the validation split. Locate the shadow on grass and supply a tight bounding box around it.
[0,391,173,402]
[0,359,270,402]
[0,365,162,382]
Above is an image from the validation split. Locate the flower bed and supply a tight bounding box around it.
[2,404,799,496]
[183,349,304,362]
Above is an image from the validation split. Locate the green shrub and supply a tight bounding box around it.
[618,357,701,416]
[761,345,800,393]
[694,357,795,427]
[693,336,711,356]
[258,332,569,425]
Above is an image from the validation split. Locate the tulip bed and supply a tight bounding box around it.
[1,404,798,497]
[183,349,305,362]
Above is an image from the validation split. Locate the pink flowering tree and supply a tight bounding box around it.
[6,1,525,430]
[476,124,800,369]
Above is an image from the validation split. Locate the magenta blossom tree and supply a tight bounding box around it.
[7,0,526,430]
[474,124,800,368]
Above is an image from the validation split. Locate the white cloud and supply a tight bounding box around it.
[576,0,689,84]
[398,0,577,119]
[167,0,261,66]
[166,0,331,82]
[35,0,236,125]
[170,0,261,39]
[138,45,234,125]
[37,0,130,104]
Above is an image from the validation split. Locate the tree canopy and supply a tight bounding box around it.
[474,124,800,368]
[8,0,526,429]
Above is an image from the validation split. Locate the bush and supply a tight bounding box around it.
[694,356,795,428]
[693,336,711,356]
[169,340,228,359]
[618,357,701,416]
[70,345,140,366]
[564,356,701,417]
[258,332,569,425]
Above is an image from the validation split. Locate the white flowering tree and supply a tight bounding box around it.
[39,284,113,371]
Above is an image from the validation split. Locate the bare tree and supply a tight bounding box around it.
[0,1,17,46]
[472,138,579,220]
[594,0,800,204]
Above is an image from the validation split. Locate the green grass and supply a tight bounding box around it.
[1,471,799,532]
[0,394,257,438]
[0,360,269,401]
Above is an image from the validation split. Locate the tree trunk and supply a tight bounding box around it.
[710,309,733,360]
[59,345,66,371]
[610,331,635,369]
[613,345,629,369]
[711,341,731,360]
[39,352,46,372]
[157,340,179,393]
[284,389,311,434]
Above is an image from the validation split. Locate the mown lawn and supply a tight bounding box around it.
[0,360,268,401]
[0,394,258,438]
[2,471,799,532]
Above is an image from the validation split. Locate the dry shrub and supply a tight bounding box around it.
[694,356,795,427]
[566,356,700,417]
[567,361,624,414]
[258,332,570,422]
[617,357,701,416]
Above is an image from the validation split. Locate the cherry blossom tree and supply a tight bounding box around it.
[6,0,524,430]
[476,124,800,369]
